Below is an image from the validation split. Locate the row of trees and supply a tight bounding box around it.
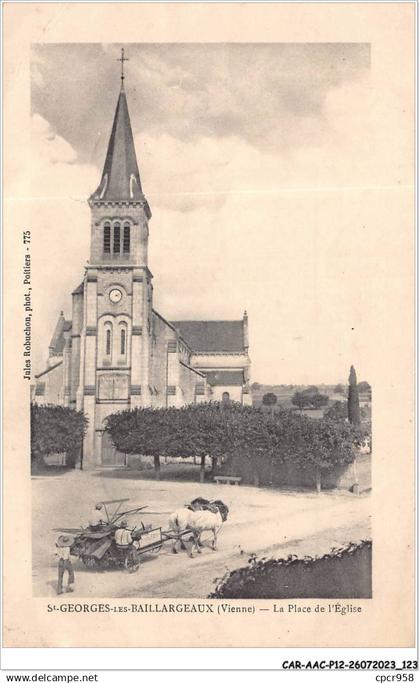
[31,366,370,489]
[262,387,330,410]
[105,401,363,490]
[256,381,371,396]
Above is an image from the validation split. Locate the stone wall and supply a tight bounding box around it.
[220,452,371,492]
[178,361,199,406]
[33,362,64,405]
[150,312,178,407]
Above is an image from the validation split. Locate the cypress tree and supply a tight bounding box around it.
[348,365,361,425]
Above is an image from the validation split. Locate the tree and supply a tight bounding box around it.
[31,403,88,472]
[262,393,278,415]
[291,391,307,409]
[360,404,371,419]
[286,416,356,492]
[251,382,262,391]
[105,407,174,480]
[304,385,319,395]
[292,389,329,410]
[334,384,345,394]
[358,381,371,395]
[324,400,348,421]
[311,393,329,409]
[348,365,361,426]
[262,392,277,406]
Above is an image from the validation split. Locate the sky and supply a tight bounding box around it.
[27,42,399,385]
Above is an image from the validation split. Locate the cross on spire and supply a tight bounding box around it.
[117,48,129,86]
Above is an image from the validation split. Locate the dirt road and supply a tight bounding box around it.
[32,468,371,598]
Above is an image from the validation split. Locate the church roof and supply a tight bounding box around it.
[90,85,148,206]
[72,281,84,295]
[49,314,72,355]
[170,320,246,354]
[35,360,63,380]
[54,320,72,353]
[203,370,245,386]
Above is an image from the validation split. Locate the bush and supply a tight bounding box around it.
[31,403,88,471]
[262,392,277,406]
[292,390,329,410]
[324,400,348,421]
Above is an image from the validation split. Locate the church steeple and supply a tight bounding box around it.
[90,51,150,214]
[88,51,152,267]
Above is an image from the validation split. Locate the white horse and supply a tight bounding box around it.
[168,500,229,557]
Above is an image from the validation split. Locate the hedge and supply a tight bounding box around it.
[209,540,372,599]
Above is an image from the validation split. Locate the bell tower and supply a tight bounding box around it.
[76,51,153,467]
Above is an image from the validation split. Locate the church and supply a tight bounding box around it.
[33,62,252,469]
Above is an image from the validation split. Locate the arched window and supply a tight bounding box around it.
[113,223,120,254]
[105,326,112,356]
[123,223,130,254]
[120,327,126,355]
[103,223,111,253]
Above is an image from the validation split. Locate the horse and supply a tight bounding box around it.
[168,497,209,552]
[168,499,229,557]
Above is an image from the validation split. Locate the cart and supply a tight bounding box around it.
[68,499,164,572]
[59,498,199,573]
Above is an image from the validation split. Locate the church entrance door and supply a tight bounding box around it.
[100,430,126,467]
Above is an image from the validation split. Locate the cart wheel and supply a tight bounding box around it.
[124,554,140,573]
[82,556,98,569]
[151,544,162,554]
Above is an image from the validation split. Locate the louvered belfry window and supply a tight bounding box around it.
[113,223,121,253]
[105,328,112,356]
[103,223,111,253]
[123,223,130,254]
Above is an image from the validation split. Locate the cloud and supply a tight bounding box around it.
[128,43,370,148]
[31,114,97,197]
[136,71,408,216]
[31,43,370,167]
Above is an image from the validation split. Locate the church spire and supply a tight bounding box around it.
[90,50,149,211]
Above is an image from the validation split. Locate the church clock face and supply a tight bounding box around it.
[109,288,122,304]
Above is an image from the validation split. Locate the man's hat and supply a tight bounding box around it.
[56,534,74,548]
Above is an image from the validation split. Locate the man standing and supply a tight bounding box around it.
[55,535,75,595]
